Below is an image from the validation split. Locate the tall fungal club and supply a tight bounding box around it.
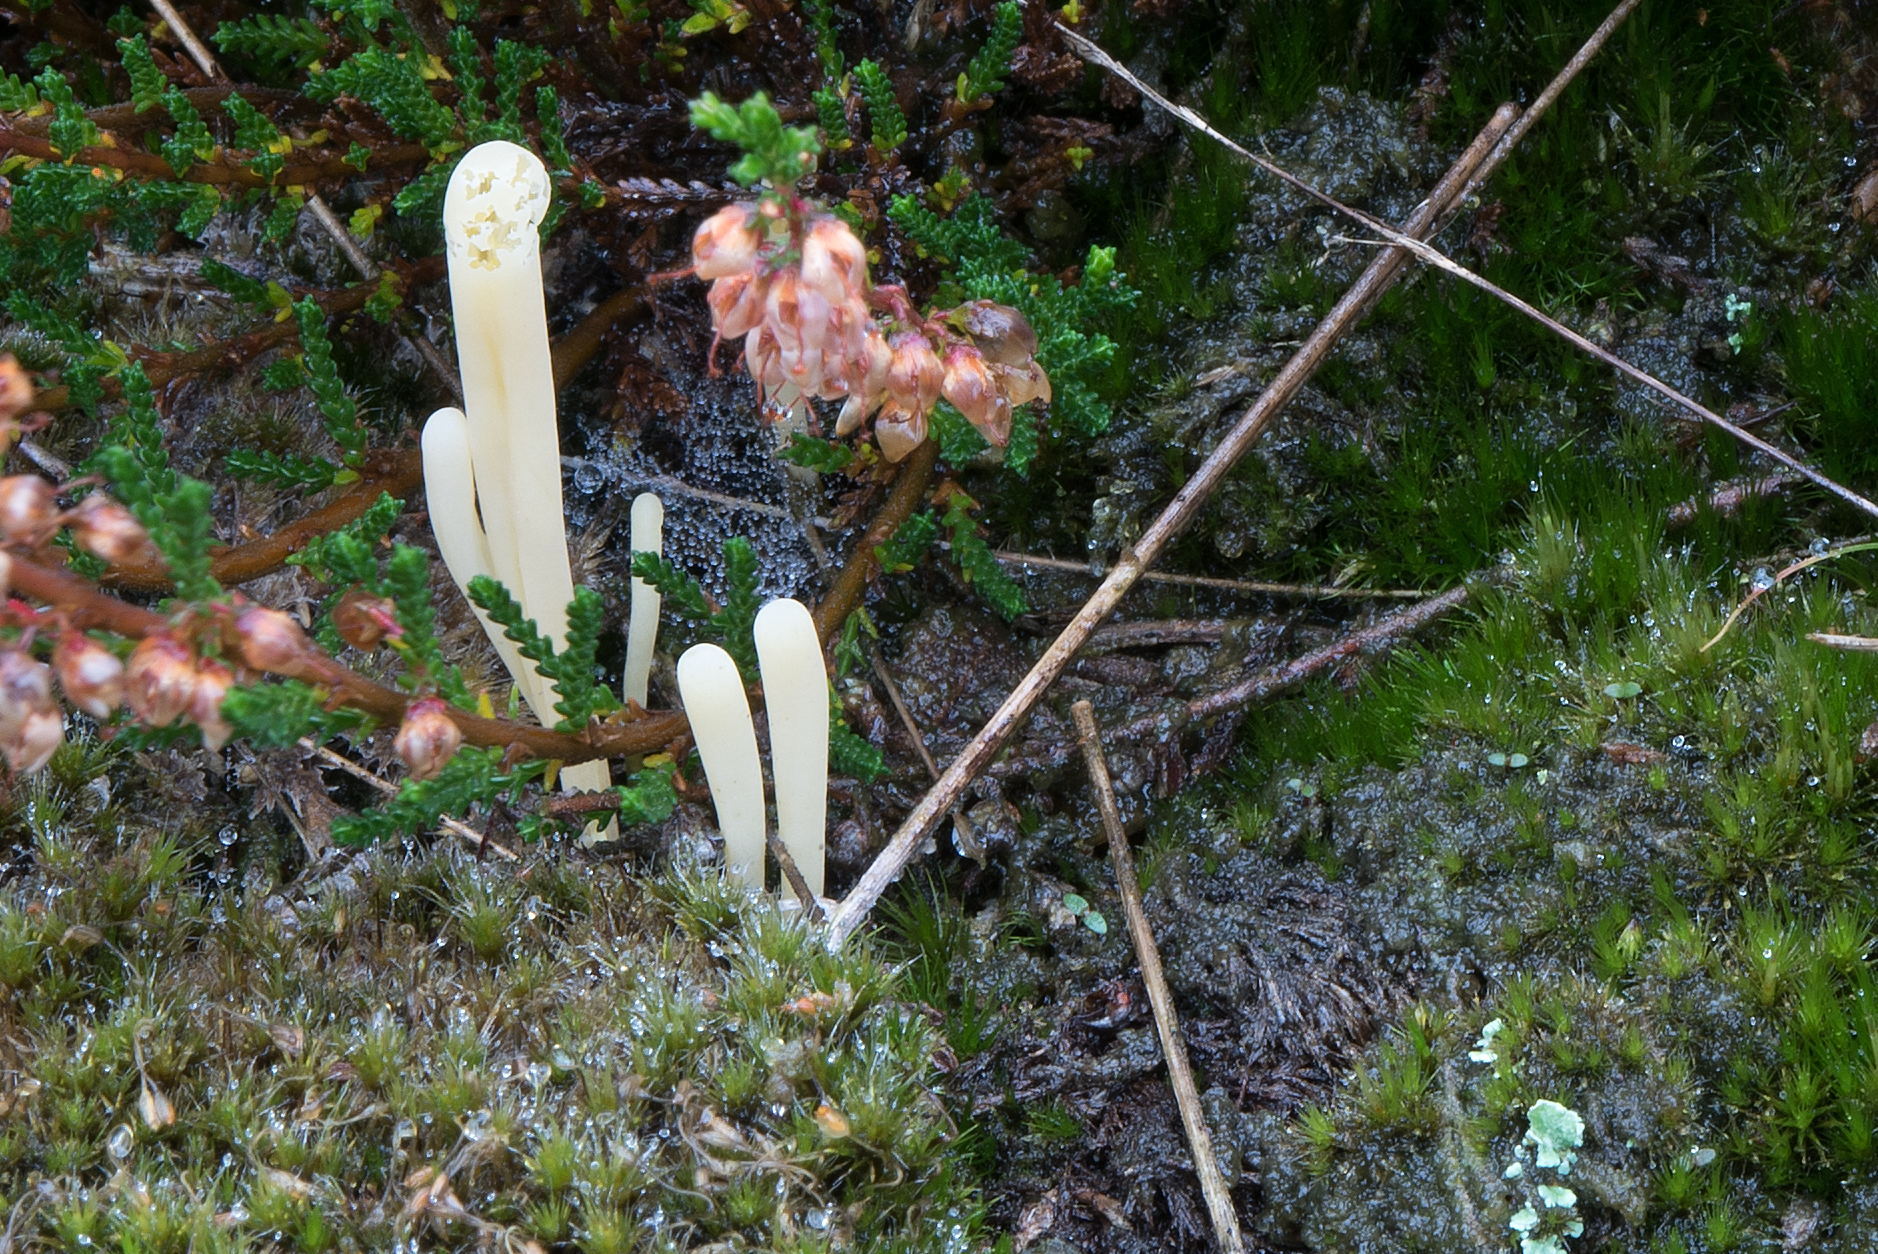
[422,140,608,795]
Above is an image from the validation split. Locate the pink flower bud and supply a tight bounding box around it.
[0,476,55,542]
[886,332,944,414]
[707,272,767,341]
[961,301,1039,366]
[332,589,400,651]
[692,204,762,280]
[874,401,928,463]
[991,359,1053,408]
[941,344,1012,446]
[395,697,462,781]
[69,494,155,566]
[233,604,310,673]
[0,649,61,774]
[9,708,62,774]
[53,633,124,719]
[125,634,197,728]
[0,356,33,427]
[190,659,234,752]
[800,215,868,303]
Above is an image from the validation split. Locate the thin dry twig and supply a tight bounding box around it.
[302,191,464,401]
[765,830,826,921]
[1701,539,1878,652]
[147,0,223,80]
[1807,632,1878,652]
[826,90,1526,946]
[1072,701,1244,1254]
[299,738,518,861]
[1057,24,1878,522]
[994,549,1426,600]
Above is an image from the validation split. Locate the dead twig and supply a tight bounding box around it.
[146,0,225,81]
[812,441,941,643]
[1072,700,1244,1254]
[1060,23,1878,522]
[299,738,518,861]
[995,549,1426,600]
[1807,632,1878,651]
[765,830,826,921]
[302,191,464,402]
[1702,539,1878,652]
[828,91,1524,946]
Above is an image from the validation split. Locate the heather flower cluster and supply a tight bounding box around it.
[693,201,1050,462]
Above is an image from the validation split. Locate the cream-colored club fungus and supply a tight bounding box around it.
[753,598,828,897]
[676,642,766,889]
[422,140,606,794]
[678,599,830,898]
[624,492,664,707]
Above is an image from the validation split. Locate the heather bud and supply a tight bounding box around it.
[960,301,1038,366]
[940,344,1012,446]
[0,476,55,542]
[395,697,463,781]
[0,648,61,774]
[874,402,928,464]
[190,659,235,752]
[69,494,156,566]
[800,215,869,303]
[692,204,762,280]
[886,332,944,414]
[332,589,400,651]
[125,634,197,727]
[54,633,125,719]
[707,272,767,341]
[0,356,32,427]
[233,605,310,673]
[992,359,1053,408]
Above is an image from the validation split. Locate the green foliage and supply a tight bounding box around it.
[779,433,855,473]
[804,0,842,78]
[956,1,1021,104]
[263,190,304,243]
[942,494,1026,619]
[308,47,457,149]
[223,93,287,183]
[222,678,370,749]
[291,299,367,468]
[38,68,100,158]
[212,14,330,67]
[876,511,939,573]
[812,86,851,150]
[86,364,221,603]
[537,87,571,168]
[492,40,549,141]
[854,60,905,151]
[689,92,820,188]
[467,578,621,729]
[199,256,281,307]
[289,492,403,582]
[830,688,888,782]
[0,73,40,113]
[392,158,458,220]
[116,36,164,113]
[225,448,339,491]
[159,88,216,174]
[332,746,510,845]
[447,24,487,125]
[612,765,679,826]
[631,538,763,680]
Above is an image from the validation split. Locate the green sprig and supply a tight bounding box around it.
[689,92,820,188]
[117,36,165,113]
[958,1,1022,104]
[854,61,905,151]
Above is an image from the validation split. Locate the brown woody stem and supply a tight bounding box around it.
[811,440,940,643]
[7,554,689,764]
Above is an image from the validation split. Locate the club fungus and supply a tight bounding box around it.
[753,598,828,897]
[422,140,607,793]
[677,642,766,890]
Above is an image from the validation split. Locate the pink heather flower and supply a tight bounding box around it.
[190,659,234,752]
[707,272,767,342]
[991,359,1053,408]
[0,357,32,428]
[53,633,124,719]
[941,344,1012,446]
[0,648,61,774]
[125,634,197,728]
[692,204,762,280]
[0,476,55,542]
[68,494,155,566]
[887,332,944,415]
[331,589,401,651]
[801,215,868,304]
[874,401,928,464]
[233,605,310,674]
[961,301,1039,366]
[395,697,463,781]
